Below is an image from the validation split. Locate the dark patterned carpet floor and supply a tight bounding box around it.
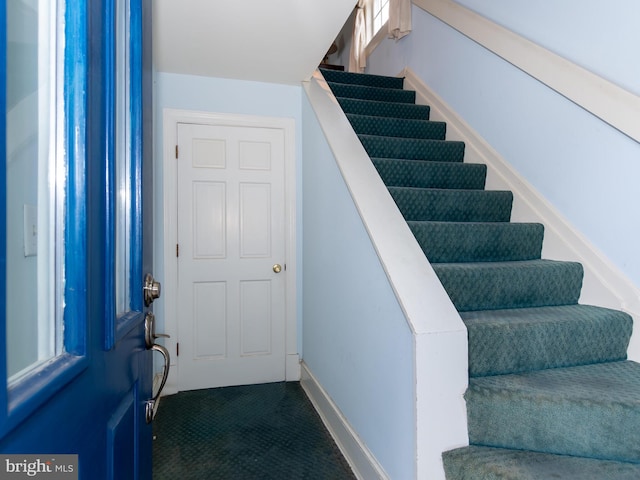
[152,382,356,480]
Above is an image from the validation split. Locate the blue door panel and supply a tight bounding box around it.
[0,0,154,478]
[107,389,136,480]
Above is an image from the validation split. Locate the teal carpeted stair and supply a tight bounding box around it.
[320,68,636,479]
[346,114,446,139]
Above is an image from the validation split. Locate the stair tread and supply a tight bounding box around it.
[462,304,631,328]
[433,258,583,272]
[470,360,640,402]
[443,445,640,480]
[462,305,633,376]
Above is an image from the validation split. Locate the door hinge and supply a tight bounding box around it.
[175,145,179,159]
[176,244,179,257]
[176,342,179,357]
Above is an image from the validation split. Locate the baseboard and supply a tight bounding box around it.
[286,353,301,381]
[160,355,299,397]
[401,67,640,359]
[300,362,389,480]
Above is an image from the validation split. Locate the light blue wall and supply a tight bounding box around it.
[153,72,304,351]
[453,0,640,96]
[366,3,640,289]
[301,93,416,480]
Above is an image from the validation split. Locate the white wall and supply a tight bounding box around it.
[365,3,640,290]
[153,72,304,353]
[301,92,416,480]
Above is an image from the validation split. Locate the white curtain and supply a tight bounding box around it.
[349,1,367,73]
[388,0,412,40]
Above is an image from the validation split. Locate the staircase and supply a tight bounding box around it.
[319,68,640,479]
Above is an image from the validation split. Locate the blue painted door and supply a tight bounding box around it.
[0,0,155,478]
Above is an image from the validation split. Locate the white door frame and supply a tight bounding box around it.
[161,108,298,394]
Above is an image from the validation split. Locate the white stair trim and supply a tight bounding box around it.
[412,0,640,143]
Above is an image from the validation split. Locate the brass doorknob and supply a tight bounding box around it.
[273,264,282,273]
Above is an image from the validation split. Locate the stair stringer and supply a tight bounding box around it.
[304,70,469,480]
[402,67,640,361]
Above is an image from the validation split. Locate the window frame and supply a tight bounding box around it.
[372,0,390,36]
[104,0,144,350]
[365,0,389,56]
[0,0,89,438]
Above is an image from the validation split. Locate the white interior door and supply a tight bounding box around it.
[177,122,287,391]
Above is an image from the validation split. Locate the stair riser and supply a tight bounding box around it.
[359,135,465,162]
[320,68,405,89]
[389,188,513,223]
[466,387,640,463]
[374,159,487,190]
[347,114,446,140]
[328,82,416,104]
[433,261,583,311]
[463,307,633,377]
[443,445,640,480]
[337,97,431,120]
[410,222,543,263]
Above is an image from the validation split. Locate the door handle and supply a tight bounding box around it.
[144,312,171,423]
[146,343,170,423]
[145,311,169,349]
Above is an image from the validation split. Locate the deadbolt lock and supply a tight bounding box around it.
[143,273,161,306]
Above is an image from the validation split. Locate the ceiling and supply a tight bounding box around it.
[153,0,355,85]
